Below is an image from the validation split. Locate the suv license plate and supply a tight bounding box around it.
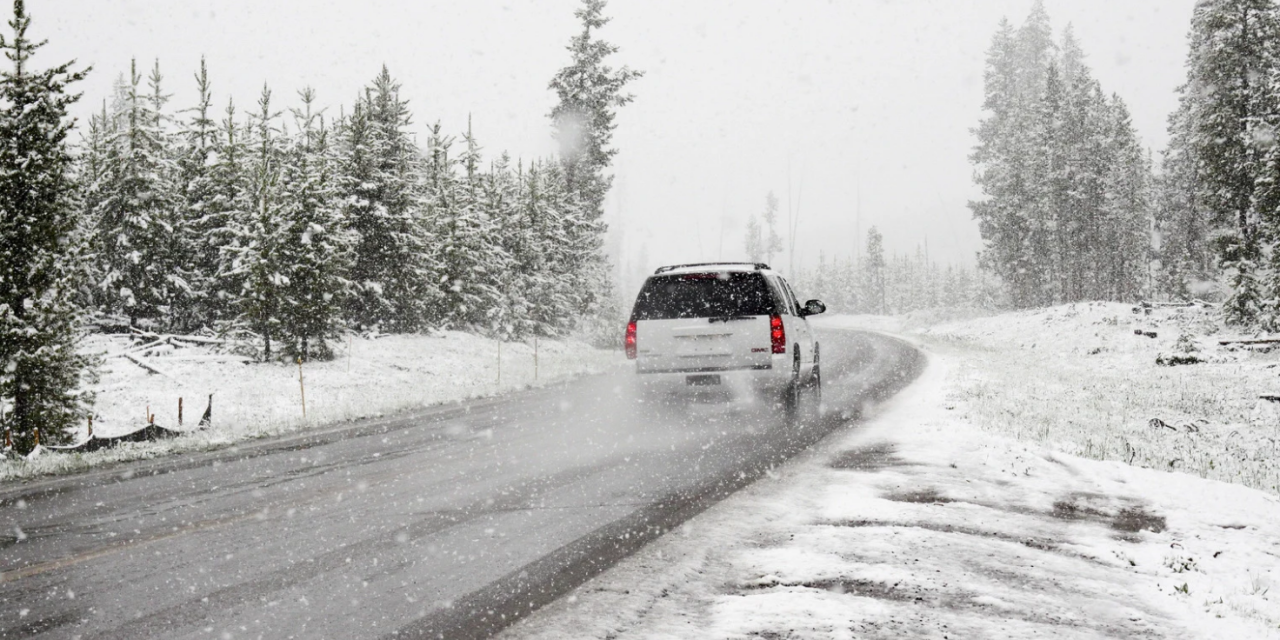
[686,374,722,386]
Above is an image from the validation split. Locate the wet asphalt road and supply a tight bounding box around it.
[0,329,921,640]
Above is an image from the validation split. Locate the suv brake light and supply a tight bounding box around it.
[770,315,786,354]
[625,321,637,359]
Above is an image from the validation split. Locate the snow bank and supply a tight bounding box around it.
[2,331,622,482]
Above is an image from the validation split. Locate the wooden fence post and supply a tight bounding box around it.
[297,357,307,419]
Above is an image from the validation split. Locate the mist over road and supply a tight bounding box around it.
[1,328,920,640]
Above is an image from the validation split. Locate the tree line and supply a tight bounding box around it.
[790,226,1001,316]
[80,60,611,359]
[970,1,1153,310]
[1156,0,1280,327]
[0,0,639,453]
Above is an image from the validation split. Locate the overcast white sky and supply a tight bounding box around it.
[32,0,1196,286]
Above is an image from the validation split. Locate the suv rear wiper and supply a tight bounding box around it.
[708,315,755,323]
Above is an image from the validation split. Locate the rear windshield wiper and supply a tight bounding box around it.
[708,315,755,323]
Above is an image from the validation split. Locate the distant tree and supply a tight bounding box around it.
[0,0,94,452]
[761,191,783,266]
[744,213,763,262]
[863,227,886,314]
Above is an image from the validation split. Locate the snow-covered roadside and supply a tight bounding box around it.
[1,331,622,482]
[897,303,1280,497]
[500,343,1280,639]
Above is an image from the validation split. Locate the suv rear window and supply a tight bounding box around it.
[631,272,778,320]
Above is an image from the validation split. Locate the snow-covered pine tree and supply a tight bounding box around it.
[423,124,470,328]
[145,60,198,331]
[762,191,783,266]
[92,58,183,329]
[549,0,641,221]
[431,121,504,330]
[1101,96,1154,302]
[517,158,576,337]
[175,57,220,331]
[548,0,640,338]
[338,67,434,333]
[1254,21,1280,328]
[1176,0,1280,324]
[744,214,764,262]
[863,227,887,315]
[971,17,1041,307]
[1156,102,1214,300]
[476,152,522,338]
[74,100,112,312]
[206,96,250,326]
[0,0,94,452]
[230,84,288,359]
[1028,60,1067,305]
[275,88,353,360]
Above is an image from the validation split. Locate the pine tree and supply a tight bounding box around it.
[430,121,504,330]
[92,58,182,328]
[549,0,642,220]
[339,67,434,332]
[863,227,887,315]
[1176,0,1280,323]
[548,0,640,336]
[276,88,352,360]
[206,96,250,325]
[176,57,220,330]
[75,100,112,312]
[971,17,1040,307]
[485,153,530,338]
[0,0,93,452]
[231,84,288,359]
[744,214,763,262]
[761,191,783,266]
[517,158,579,337]
[973,3,1154,308]
[1102,96,1153,302]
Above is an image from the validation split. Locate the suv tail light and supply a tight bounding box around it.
[770,315,786,354]
[625,321,637,359]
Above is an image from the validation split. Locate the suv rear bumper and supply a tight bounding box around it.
[633,357,792,398]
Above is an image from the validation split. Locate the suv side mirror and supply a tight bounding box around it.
[801,299,826,317]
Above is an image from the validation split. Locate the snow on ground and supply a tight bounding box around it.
[500,315,1280,639]
[1,331,621,482]
[896,302,1280,498]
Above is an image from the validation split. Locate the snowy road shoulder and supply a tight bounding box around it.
[500,344,1280,639]
[2,332,622,483]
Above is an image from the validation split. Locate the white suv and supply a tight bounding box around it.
[625,262,825,409]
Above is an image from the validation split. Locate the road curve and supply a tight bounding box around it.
[0,329,922,640]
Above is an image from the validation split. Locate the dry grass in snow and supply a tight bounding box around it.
[867,302,1280,497]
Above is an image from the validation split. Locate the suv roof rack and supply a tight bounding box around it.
[653,262,771,275]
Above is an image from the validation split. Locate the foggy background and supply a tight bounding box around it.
[38,0,1195,294]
